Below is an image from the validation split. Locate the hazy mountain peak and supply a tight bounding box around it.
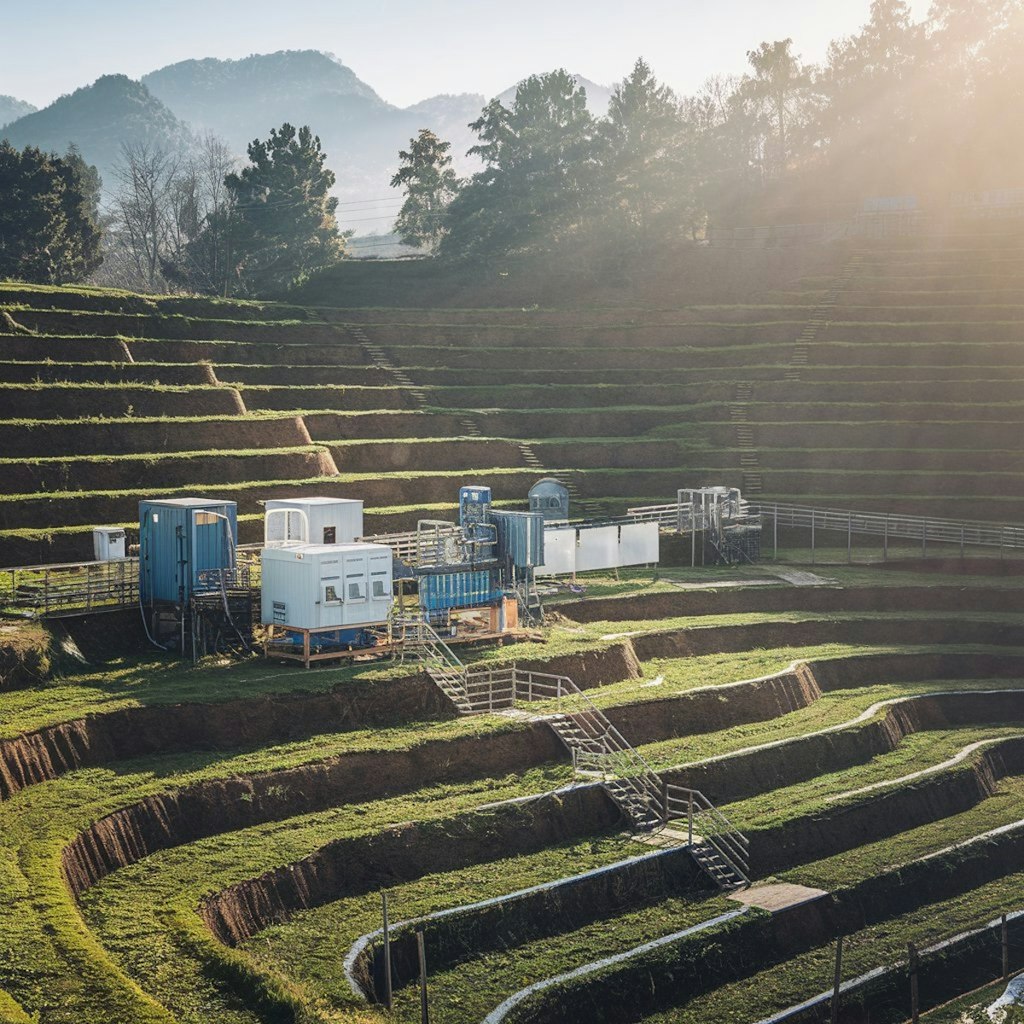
[1,75,192,183]
[497,73,613,115]
[0,95,37,131]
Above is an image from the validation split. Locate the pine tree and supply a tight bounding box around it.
[225,123,344,295]
[0,142,103,284]
[390,129,460,251]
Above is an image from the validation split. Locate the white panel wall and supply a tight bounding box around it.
[538,522,660,576]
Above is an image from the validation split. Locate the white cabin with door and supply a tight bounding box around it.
[264,498,364,548]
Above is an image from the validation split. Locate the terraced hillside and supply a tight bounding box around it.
[3,238,1024,569]
[2,565,1024,1024]
[0,279,811,565]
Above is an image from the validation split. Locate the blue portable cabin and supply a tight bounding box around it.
[139,497,238,606]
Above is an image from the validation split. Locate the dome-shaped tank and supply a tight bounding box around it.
[528,478,570,522]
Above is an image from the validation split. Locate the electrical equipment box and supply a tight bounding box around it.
[264,498,363,547]
[459,485,492,530]
[139,498,237,605]
[490,510,545,568]
[261,543,393,631]
[528,478,570,522]
[92,527,127,561]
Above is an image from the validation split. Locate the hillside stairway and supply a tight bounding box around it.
[394,614,750,890]
[785,250,867,382]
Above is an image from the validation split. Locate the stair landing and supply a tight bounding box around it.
[727,882,829,912]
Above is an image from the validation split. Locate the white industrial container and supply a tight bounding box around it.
[264,498,364,547]
[261,542,393,630]
[93,527,127,561]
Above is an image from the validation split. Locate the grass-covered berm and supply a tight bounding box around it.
[0,565,1023,1022]
[6,234,1024,567]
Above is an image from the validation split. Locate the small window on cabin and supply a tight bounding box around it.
[347,574,366,601]
[371,574,388,598]
[323,526,337,544]
[194,511,219,526]
[324,585,340,603]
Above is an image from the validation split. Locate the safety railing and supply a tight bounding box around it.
[1,558,140,617]
[753,501,1024,554]
[664,785,751,885]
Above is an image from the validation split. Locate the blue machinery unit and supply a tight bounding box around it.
[138,497,252,659]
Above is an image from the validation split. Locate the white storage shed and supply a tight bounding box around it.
[261,542,393,631]
[264,498,364,548]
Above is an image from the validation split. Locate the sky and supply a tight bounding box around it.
[4,0,934,111]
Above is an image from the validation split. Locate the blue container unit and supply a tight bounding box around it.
[139,498,238,606]
[489,510,545,568]
[419,570,503,615]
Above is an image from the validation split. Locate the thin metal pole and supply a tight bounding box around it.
[831,934,844,1024]
[909,942,919,1024]
[884,515,889,561]
[811,510,816,564]
[417,928,429,1024]
[922,525,927,559]
[691,504,696,568]
[773,507,778,560]
[687,792,694,844]
[382,893,393,1010]
[847,513,852,564]
[961,524,966,560]
[1003,912,1010,983]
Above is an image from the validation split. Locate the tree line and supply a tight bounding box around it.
[0,123,342,296]
[393,0,1024,259]
[1,0,1021,294]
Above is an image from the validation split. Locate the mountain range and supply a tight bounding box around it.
[0,51,612,229]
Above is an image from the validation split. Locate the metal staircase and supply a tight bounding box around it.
[395,620,750,889]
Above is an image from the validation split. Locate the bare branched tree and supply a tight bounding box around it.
[111,142,179,290]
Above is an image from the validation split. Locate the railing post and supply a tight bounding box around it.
[961,524,966,560]
[1003,912,1009,983]
[417,928,429,1024]
[831,935,843,1024]
[661,780,669,825]
[773,506,778,561]
[381,892,393,1010]
[908,942,919,1024]
[884,515,889,561]
[811,510,816,564]
[687,792,694,845]
[847,512,852,564]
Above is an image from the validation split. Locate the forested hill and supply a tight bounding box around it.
[1,76,192,186]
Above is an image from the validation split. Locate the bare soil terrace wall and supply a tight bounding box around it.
[631,617,1024,661]
[61,719,567,897]
[0,362,210,386]
[562,585,1024,624]
[0,333,128,362]
[0,385,242,419]
[0,415,309,458]
[0,449,336,495]
[197,786,618,946]
[0,672,452,803]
